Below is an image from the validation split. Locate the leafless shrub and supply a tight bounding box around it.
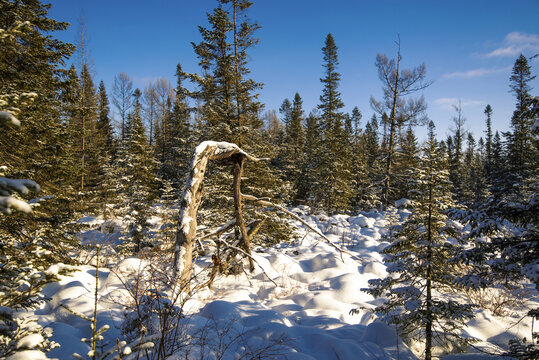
[461,286,528,316]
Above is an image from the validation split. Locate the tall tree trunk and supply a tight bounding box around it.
[81,115,85,191]
[232,0,243,147]
[425,180,433,360]
[382,53,400,209]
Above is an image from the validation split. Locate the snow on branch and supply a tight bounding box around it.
[0,173,40,214]
[0,111,20,127]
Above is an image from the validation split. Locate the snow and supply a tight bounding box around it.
[16,333,44,349]
[395,198,412,208]
[6,350,49,360]
[0,110,21,127]
[23,208,538,360]
[0,195,32,213]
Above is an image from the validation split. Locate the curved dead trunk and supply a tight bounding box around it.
[172,141,261,286]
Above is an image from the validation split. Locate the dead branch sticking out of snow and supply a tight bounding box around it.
[242,194,363,263]
[216,237,278,287]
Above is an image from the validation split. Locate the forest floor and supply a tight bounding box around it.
[29,206,537,359]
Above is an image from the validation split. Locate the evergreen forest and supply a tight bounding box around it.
[1,1,538,359]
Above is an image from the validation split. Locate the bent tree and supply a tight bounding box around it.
[172,141,263,286]
[173,141,361,288]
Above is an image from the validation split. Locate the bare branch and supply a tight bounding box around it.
[242,194,362,262]
[216,237,278,287]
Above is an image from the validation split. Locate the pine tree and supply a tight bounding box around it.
[314,33,353,214]
[365,122,475,359]
[371,38,429,207]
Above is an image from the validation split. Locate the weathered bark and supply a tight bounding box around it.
[232,155,254,271]
[172,141,262,286]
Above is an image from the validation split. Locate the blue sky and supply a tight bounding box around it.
[47,0,539,141]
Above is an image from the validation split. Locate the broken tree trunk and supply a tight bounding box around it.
[172,141,263,286]
[232,154,255,271]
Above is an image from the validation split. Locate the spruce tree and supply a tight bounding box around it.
[78,63,101,193]
[161,63,192,189]
[505,54,537,201]
[297,112,320,205]
[314,33,353,214]
[0,0,80,261]
[0,1,78,357]
[483,104,493,178]
[111,89,159,252]
[153,77,174,165]
[97,80,115,164]
[279,93,305,203]
[289,93,305,151]
[393,125,419,201]
[356,115,383,209]
[461,133,487,207]
[348,107,367,210]
[448,101,466,202]
[59,65,85,190]
[188,0,291,244]
[490,131,505,202]
[365,122,475,359]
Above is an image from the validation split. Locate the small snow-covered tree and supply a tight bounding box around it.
[364,122,475,360]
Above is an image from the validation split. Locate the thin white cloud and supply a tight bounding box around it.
[485,31,539,58]
[443,66,511,79]
[434,98,485,109]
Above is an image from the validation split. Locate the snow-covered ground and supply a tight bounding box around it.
[27,207,537,359]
